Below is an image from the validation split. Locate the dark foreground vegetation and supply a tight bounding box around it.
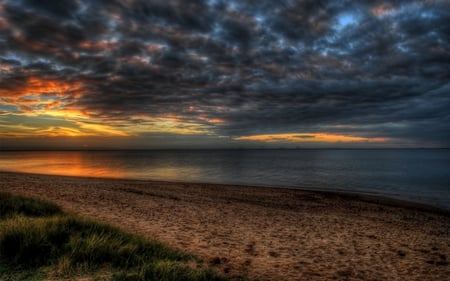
[0,193,244,281]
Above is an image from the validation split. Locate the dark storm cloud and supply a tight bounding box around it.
[1,0,449,146]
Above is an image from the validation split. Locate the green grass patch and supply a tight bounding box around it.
[0,193,244,281]
[0,193,62,219]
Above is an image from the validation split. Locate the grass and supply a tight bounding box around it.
[0,193,245,281]
[0,193,62,219]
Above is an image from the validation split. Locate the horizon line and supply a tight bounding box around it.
[1,147,449,152]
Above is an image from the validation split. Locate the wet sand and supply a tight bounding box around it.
[1,172,449,280]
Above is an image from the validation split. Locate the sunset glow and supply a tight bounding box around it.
[235,133,388,144]
[0,0,448,149]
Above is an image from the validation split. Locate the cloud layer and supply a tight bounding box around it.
[1,0,449,148]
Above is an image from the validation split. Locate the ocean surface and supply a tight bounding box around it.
[1,149,449,210]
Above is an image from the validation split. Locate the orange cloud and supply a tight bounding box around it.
[235,133,388,143]
[372,4,396,17]
[0,119,130,138]
[0,63,12,72]
[198,114,226,124]
[77,122,130,137]
[0,76,132,137]
[79,40,116,52]
[0,77,87,118]
[0,76,217,138]
[147,43,166,53]
[0,5,9,30]
[0,77,82,98]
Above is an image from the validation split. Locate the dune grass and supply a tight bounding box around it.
[0,193,62,220]
[0,193,244,281]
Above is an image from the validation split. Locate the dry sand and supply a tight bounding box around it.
[1,172,449,281]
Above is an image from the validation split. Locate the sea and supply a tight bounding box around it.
[1,149,449,210]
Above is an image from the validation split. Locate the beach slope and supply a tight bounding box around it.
[1,172,449,281]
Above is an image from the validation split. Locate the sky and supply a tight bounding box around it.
[0,0,449,149]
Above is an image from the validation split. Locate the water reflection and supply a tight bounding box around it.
[0,151,203,181]
[0,151,126,178]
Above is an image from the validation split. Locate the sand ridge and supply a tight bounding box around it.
[1,172,449,280]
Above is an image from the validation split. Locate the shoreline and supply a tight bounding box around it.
[1,170,449,215]
[1,171,449,280]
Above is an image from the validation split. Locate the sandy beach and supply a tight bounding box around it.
[1,172,449,281]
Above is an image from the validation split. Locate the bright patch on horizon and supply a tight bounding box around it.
[235,133,388,143]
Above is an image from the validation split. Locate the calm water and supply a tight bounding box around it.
[1,150,449,209]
